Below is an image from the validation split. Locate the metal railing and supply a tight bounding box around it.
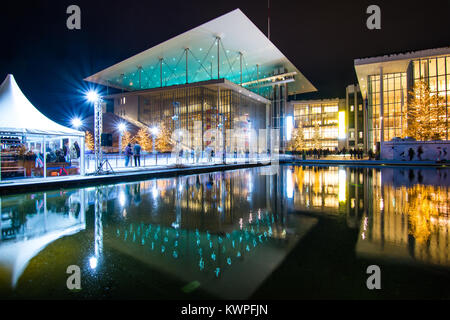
[84,152,275,173]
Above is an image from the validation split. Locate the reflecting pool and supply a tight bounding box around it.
[0,165,449,299]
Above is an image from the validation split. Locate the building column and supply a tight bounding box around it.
[363,97,368,153]
[355,85,358,148]
[345,88,350,150]
[379,67,384,145]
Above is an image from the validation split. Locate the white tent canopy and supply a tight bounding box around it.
[0,74,84,136]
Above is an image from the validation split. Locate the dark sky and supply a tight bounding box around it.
[1,0,449,126]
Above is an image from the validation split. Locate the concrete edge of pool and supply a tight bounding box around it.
[0,159,447,195]
[284,159,449,167]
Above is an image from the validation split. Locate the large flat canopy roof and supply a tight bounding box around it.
[104,78,272,105]
[354,47,450,99]
[85,8,316,96]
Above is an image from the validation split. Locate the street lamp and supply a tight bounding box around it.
[150,126,159,153]
[150,126,159,165]
[117,122,126,154]
[71,117,83,130]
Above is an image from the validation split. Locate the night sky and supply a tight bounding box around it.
[1,0,449,126]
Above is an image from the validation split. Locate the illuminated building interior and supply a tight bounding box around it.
[84,9,316,151]
[290,99,344,150]
[355,47,450,151]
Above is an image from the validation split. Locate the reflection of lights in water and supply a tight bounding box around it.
[286,169,294,199]
[152,186,158,201]
[338,169,347,202]
[119,190,126,207]
[361,216,368,240]
[239,218,243,230]
[380,198,384,211]
[89,256,98,269]
[248,172,253,193]
[115,211,276,277]
[171,222,180,229]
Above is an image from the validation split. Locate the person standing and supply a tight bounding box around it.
[125,143,133,167]
[133,142,142,167]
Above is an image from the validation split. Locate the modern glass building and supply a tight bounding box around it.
[288,98,345,150]
[287,85,365,151]
[355,47,450,151]
[85,9,316,153]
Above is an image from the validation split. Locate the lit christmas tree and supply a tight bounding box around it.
[134,128,153,152]
[406,80,446,141]
[288,121,306,151]
[121,131,134,150]
[155,122,173,152]
[312,122,321,149]
[85,131,94,151]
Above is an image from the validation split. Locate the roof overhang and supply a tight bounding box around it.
[105,78,272,105]
[85,8,316,96]
[354,47,450,99]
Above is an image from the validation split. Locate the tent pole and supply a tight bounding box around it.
[80,136,85,176]
[43,136,47,178]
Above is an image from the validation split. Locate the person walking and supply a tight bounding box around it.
[408,147,415,161]
[125,143,133,167]
[133,142,142,167]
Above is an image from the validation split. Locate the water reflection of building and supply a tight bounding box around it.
[0,190,86,288]
[286,165,449,268]
[93,168,310,299]
[95,169,288,236]
[287,166,366,228]
[357,168,450,267]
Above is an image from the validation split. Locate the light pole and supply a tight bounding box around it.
[150,126,159,165]
[86,90,113,175]
[118,122,126,155]
[218,113,226,164]
[172,113,180,165]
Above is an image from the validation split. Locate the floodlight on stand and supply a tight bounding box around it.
[86,90,100,103]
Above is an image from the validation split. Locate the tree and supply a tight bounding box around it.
[312,122,321,149]
[406,80,446,141]
[85,131,94,151]
[288,122,306,152]
[121,131,134,151]
[134,128,152,152]
[155,122,173,152]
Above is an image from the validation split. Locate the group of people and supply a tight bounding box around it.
[349,148,364,159]
[47,141,81,164]
[296,147,366,160]
[124,142,142,167]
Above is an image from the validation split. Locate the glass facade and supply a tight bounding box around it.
[367,54,450,150]
[292,101,341,150]
[137,85,267,152]
[368,72,407,149]
[412,55,450,139]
